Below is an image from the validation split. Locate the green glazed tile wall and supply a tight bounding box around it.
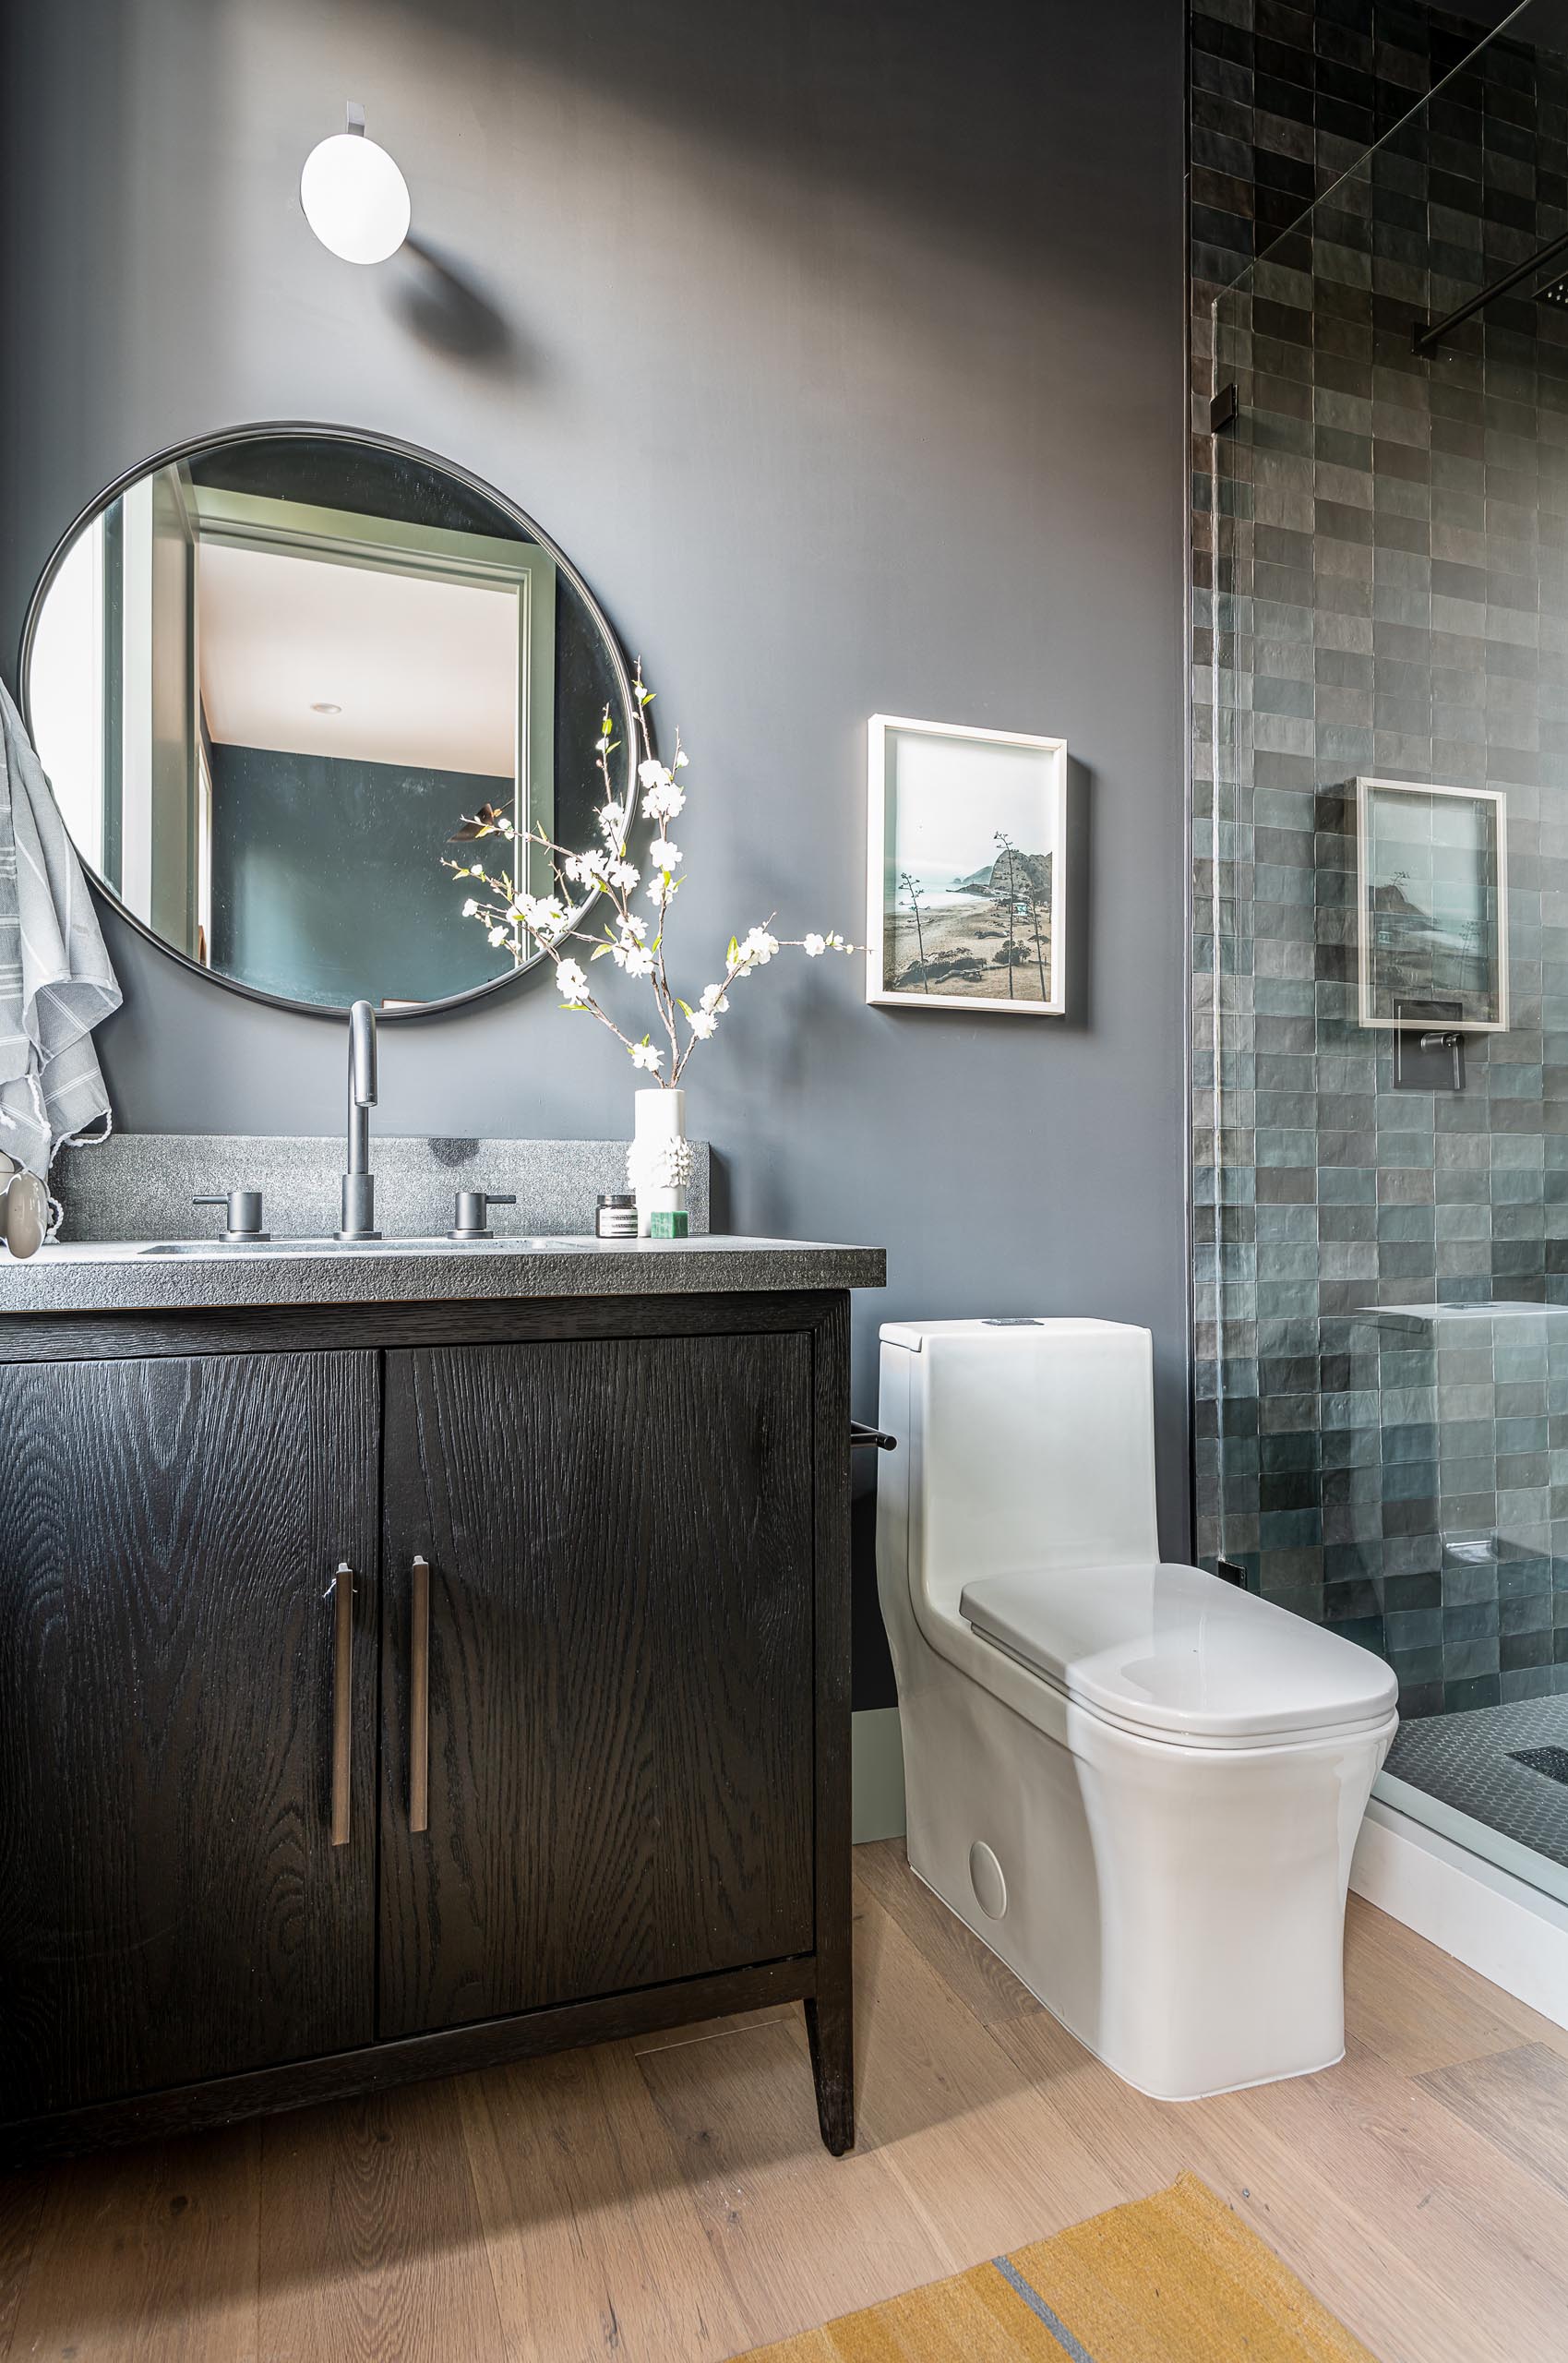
[1191,0,1568,1713]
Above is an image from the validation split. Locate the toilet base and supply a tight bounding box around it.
[904,1849,1348,2101]
[892,1647,1394,2105]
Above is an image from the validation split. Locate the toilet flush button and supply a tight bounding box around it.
[968,1841,1008,1921]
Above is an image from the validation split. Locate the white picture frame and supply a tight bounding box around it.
[1355,775,1509,1033]
[866,714,1068,1015]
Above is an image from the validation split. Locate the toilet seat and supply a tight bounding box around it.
[960,1560,1398,1752]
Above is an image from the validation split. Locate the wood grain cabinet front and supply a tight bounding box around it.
[0,1349,380,2122]
[377,1335,816,2039]
[0,1292,854,2164]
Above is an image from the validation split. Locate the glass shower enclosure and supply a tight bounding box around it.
[1196,0,1568,1904]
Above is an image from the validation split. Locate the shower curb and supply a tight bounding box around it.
[1351,1797,1568,2033]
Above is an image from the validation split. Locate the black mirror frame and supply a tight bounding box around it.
[18,420,640,1024]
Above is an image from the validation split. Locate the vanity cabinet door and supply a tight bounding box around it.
[0,1349,379,2124]
[378,1333,816,2038]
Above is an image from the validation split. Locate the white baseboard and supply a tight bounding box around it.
[1351,1795,1568,2032]
[852,1707,905,1843]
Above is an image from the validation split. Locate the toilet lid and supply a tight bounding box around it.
[960,1561,1398,1745]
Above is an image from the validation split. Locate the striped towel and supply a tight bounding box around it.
[0,676,121,1179]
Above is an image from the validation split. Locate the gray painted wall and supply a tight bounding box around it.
[0,0,1190,1703]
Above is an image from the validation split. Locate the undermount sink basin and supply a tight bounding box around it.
[137,1235,583,1257]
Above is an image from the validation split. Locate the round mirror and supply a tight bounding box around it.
[20,425,636,1016]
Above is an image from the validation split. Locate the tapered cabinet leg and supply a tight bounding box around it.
[805,1988,855,2154]
[808,1293,856,2156]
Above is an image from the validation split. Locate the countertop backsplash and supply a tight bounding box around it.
[53,1134,711,1244]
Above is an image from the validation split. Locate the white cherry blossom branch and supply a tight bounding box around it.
[444,665,856,1082]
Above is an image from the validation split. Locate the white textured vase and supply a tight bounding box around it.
[627,1087,694,1236]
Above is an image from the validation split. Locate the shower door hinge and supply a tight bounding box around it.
[1209,383,1238,434]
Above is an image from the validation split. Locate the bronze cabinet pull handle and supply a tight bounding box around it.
[410,1555,430,1834]
[329,1561,353,1847]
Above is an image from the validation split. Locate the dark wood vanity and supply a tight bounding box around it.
[5,415,878,2168]
[0,1284,856,2165]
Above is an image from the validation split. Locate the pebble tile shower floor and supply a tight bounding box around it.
[1385,1695,1568,1866]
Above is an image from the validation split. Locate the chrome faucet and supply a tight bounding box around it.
[337,999,380,1240]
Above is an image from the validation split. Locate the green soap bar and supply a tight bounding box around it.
[650,1210,689,1239]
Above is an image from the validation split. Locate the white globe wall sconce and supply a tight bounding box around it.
[301,102,411,266]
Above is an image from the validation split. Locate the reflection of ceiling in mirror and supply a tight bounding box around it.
[197,545,518,777]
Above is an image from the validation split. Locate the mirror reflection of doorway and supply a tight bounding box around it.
[22,429,627,1016]
[188,487,555,1008]
[30,471,553,1009]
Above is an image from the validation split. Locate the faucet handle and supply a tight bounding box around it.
[449,1190,517,1241]
[193,1190,269,1242]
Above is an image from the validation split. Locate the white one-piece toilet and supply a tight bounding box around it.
[877,1317,1398,2102]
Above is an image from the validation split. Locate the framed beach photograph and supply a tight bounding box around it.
[1355,777,1509,1033]
[866,714,1068,1014]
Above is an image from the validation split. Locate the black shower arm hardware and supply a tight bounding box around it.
[850,1421,897,1452]
[1413,222,1568,355]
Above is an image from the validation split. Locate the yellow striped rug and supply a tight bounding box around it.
[736,2174,1376,2362]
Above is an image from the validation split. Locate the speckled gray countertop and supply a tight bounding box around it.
[3,1134,883,1313]
[0,1234,886,1316]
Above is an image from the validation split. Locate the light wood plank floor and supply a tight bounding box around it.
[4,1841,1568,2362]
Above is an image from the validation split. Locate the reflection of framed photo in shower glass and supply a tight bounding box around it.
[1355,777,1509,1032]
[865,714,1068,1014]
